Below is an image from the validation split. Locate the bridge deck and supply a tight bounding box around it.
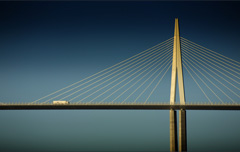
[0,103,240,110]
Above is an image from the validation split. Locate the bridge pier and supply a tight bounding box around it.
[170,109,178,151]
[170,109,187,152]
[179,109,187,151]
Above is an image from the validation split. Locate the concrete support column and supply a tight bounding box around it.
[170,109,178,152]
[179,109,187,151]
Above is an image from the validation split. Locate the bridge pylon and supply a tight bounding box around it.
[169,18,187,151]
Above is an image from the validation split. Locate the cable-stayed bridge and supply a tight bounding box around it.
[0,19,239,151]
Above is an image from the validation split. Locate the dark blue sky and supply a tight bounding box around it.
[0,1,240,151]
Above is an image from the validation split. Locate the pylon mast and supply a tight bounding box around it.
[170,18,185,105]
[169,18,187,152]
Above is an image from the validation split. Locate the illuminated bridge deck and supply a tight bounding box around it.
[1,103,240,110]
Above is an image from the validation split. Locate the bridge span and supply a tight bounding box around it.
[1,103,240,110]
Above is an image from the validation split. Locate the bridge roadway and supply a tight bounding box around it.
[0,103,240,110]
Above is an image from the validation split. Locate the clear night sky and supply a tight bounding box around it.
[0,1,240,152]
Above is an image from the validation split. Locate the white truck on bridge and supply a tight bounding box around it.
[53,101,70,105]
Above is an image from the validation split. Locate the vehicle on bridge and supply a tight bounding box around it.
[53,101,70,105]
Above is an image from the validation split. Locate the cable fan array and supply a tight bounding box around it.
[31,37,240,105]
[181,37,240,104]
[32,38,174,104]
